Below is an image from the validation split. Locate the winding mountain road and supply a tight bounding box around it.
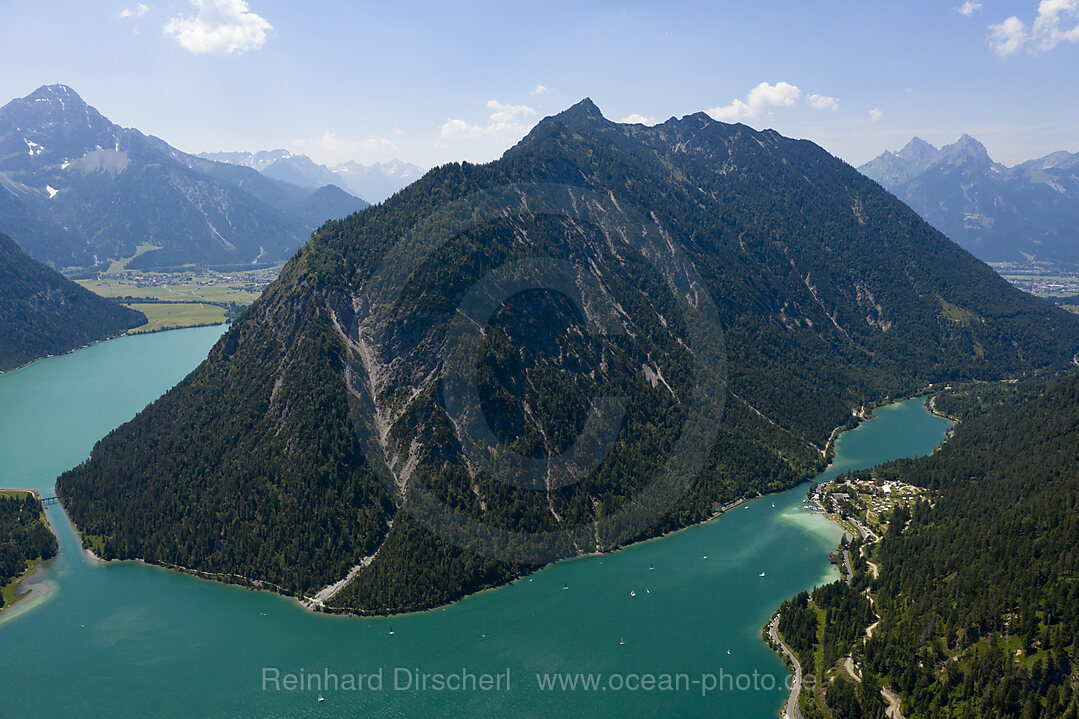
[881,685,906,719]
[768,614,803,719]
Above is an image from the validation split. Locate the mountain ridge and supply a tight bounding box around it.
[0,84,369,270]
[58,99,1079,614]
[198,150,425,204]
[0,232,145,371]
[859,135,1079,268]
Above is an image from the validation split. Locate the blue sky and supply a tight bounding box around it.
[1,0,1077,169]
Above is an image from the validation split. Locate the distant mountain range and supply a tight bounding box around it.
[859,136,1079,269]
[0,232,144,371]
[0,85,369,270]
[198,150,425,204]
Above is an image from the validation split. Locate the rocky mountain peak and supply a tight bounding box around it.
[897,136,938,165]
[934,134,993,169]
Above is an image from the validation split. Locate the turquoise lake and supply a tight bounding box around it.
[0,326,952,717]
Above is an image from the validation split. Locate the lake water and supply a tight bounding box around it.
[0,327,952,718]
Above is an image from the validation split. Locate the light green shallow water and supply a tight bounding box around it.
[0,326,952,718]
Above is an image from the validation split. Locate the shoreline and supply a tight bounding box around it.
[764,392,956,719]
[760,394,905,719]
[61,505,104,565]
[53,387,948,623]
[52,393,919,620]
[764,479,859,719]
[0,488,60,617]
[0,322,227,377]
[0,333,128,377]
[766,614,804,719]
[125,319,230,337]
[323,390,949,620]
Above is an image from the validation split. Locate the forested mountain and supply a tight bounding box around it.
[0,232,145,371]
[0,493,57,609]
[860,136,1079,268]
[0,85,368,269]
[833,375,1079,718]
[200,150,425,204]
[58,99,1079,613]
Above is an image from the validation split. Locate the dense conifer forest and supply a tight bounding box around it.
[774,375,1079,718]
[0,494,57,609]
[0,232,145,371]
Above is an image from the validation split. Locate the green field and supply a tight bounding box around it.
[74,265,280,333]
[125,303,227,333]
[77,276,263,305]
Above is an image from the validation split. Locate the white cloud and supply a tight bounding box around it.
[163,0,272,56]
[293,132,397,165]
[619,113,660,125]
[1030,0,1079,49]
[990,16,1030,54]
[530,84,550,96]
[989,1,1079,55]
[956,0,982,16]
[807,94,840,111]
[869,108,885,122]
[440,100,537,144]
[706,82,801,122]
[120,3,149,19]
[486,100,536,124]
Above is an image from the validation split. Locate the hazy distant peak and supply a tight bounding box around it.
[1020,149,1079,171]
[201,149,425,203]
[858,132,1079,269]
[0,83,366,269]
[933,133,992,169]
[897,136,938,164]
[25,84,87,106]
[9,84,102,124]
